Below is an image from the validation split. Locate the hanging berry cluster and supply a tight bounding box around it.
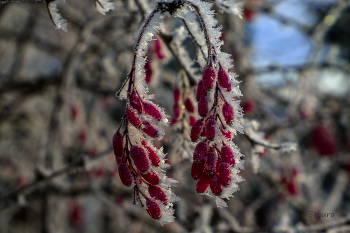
[114,0,244,223]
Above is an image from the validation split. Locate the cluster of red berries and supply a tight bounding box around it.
[190,58,240,197]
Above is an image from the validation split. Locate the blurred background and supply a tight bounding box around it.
[0,0,350,232]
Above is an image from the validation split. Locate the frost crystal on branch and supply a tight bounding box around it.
[47,0,67,32]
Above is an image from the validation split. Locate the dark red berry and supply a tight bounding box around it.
[126,107,142,128]
[142,121,159,138]
[144,103,162,121]
[219,162,231,186]
[221,129,232,141]
[173,103,182,119]
[142,143,160,166]
[184,98,194,113]
[130,91,143,113]
[148,185,167,204]
[189,116,196,127]
[218,69,231,91]
[196,80,207,101]
[198,95,208,117]
[210,173,223,196]
[146,199,162,219]
[141,171,159,185]
[193,141,208,164]
[222,103,234,125]
[174,87,181,103]
[196,172,211,193]
[202,66,216,90]
[190,119,204,142]
[205,118,216,141]
[118,163,133,187]
[191,162,204,180]
[204,151,218,175]
[145,59,153,83]
[130,146,149,173]
[221,146,235,166]
[112,131,124,158]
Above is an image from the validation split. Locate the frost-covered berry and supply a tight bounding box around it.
[218,69,231,91]
[141,171,159,185]
[190,119,204,142]
[205,118,216,141]
[142,121,159,138]
[219,162,231,186]
[184,98,194,113]
[173,103,182,119]
[210,173,223,196]
[202,66,216,90]
[221,129,232,141]
[191,162,203,180]
[193,141,208,163]
[144,103,162,121]
[196,80,207,101]
[130,91,143,113]
[204,151,218,175]
[118,163,133,187]
[126,107,142,128]
[189,116,196,127]
[174,87,181,103]
[221,146,235,166]
[130,146,149,173]
[196,172,211,193]
[145,59,153,83]
[222,103,234,125]
[112,131,124,158]
[142,141,160,166]
[148,185,167,204]
[198,95,209,117]
[146,199,162,220]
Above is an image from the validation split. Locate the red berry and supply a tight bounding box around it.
[311,124,338,156]
[196,80,207,101]
[222,103,234,125]
[174,87,181,103]
[287,181,298,196]
[190,119,204,142]
[142,121,159,138]
[243,100,256,114]
[221,146,235,166]
[143,144,160,166]
[70,204,84,227]
[71,105,79,120]
[173,103,182,119]
[144,103,162,121]
[198,95,209,117]
[146,199,162,220]
[202,66,216,90]
[196,172,211,193]
[205,118,216,141]
[126,107,142,128]
[219,162,231,186]
[184,98,194,113]
[218,69,231,91]
[191,162,204,180]
[204,151,218,175]
[193,141,208,163]
[130,146,149,173]
[145,59,152,83]
[141,171,159,185]
[154,37,165,60]
[112,131,124,158]
[221,129,232,141]
[130,91,143,113]
[148,185,167,204]
[210,173,223,196]
[118,163,133,187]
[189,116,196,127]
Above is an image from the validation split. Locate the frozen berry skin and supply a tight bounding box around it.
[142,143,160,166]
[205,118,216,141]
[146,199,162,220]
[130,146,149,173]
[191,162,204,180]
[190,119,204,142]
[193,141,208,164]
[142,121,159,138]
[141,171,159,185]
[202,66,216,90]
[189,116,196,127]
[204,151,218,175]
[222,103,234,125]
[144,103,162,121]
[221,146,235,166]
[130,91,143,113]
[210,173,223,196]
[173,87,181,103]
[198,95,209,117]
[112,131,124,158]
[184,98,194,113]
[196,172,211,193]
[148,185,167,204]
[221,129,232,141]
[126,107,142,128]
[196,80,207,101]
[145,59,153,83]
[218,69,231,91]
[173,103,182,119]
[118,163,133,187]
[219,162,231,186]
